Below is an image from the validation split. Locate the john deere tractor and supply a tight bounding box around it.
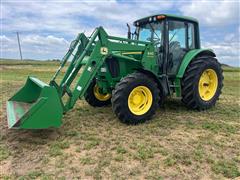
[7,14,223,129]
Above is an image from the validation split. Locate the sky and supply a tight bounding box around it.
[1,0,239,66]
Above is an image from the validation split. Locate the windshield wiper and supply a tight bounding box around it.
[149,23,160,41]
[169,29,180,43]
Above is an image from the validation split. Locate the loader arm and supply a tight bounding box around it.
[50,27,149,113]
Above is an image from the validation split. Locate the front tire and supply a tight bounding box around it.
[112,72,159,124]
[84,79,111,107]
[181,56,223,110]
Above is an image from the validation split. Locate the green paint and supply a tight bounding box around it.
[174,78,181,97]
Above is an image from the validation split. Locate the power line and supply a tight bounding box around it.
[16,32,23,60]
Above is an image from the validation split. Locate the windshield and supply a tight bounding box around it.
[137,21,164,46]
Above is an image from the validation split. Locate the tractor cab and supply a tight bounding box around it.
[133,14,200,76]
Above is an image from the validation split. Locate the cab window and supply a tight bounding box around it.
[138,21,164,44]
[169,21,187,48]
[167,20,187,75]
[138,28,152,42]
[188,23,195,49]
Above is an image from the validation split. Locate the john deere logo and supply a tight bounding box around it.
[100,47,108,55]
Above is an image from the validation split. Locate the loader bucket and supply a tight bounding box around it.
[7,77,63,129]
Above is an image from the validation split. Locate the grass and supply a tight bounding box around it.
[134,144,154,160]
[79,157,96,165]
[0,59,240,179]
[0,145,10,161]
[116,145,127,154]
[48,141,70,157]
[212,160,240,178]
[164,156,177,166]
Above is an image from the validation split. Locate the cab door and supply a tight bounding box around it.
[167,20,188,76]
[167,20,197,76]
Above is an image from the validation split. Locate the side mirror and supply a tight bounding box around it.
[127,23,131,39]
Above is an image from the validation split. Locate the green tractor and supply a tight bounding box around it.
[7,14,223,129]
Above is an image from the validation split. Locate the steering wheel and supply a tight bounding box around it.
[146,37,161,46]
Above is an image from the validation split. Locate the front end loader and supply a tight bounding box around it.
[7,27,152,128]
[6,14,223,129]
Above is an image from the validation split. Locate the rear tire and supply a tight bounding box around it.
[84,79,111,107]
[181,56,223,110]
[112,72,159,124]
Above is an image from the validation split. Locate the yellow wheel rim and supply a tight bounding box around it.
[128,86,153,115]
[93,85,111,101]
[198,69,218,101]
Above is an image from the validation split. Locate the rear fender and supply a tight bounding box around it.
[176,49,216,78]
[174,49,216,96]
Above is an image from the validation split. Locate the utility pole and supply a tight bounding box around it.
[16,32,23,60]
